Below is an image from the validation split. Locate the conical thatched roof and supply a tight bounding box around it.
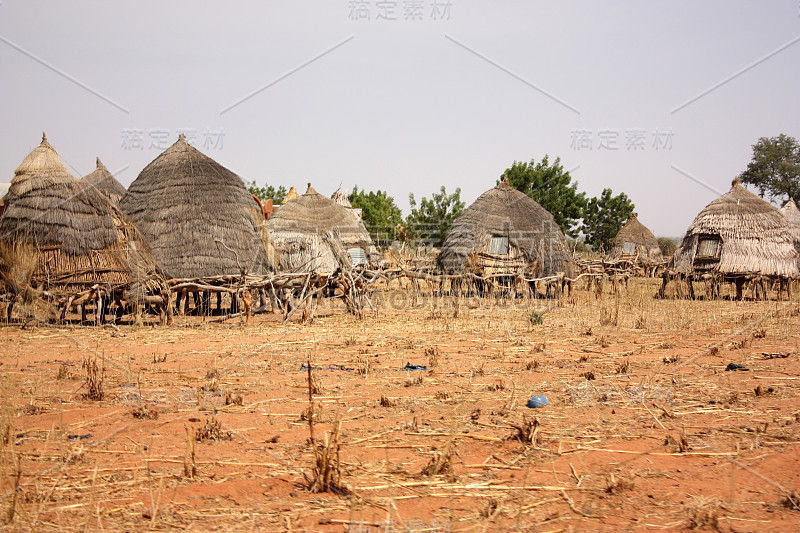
[781,199,800,267]
[267,183,376,273]
[119,134,272,279]
[283,186,299,203]
[608,214,664,265]
[83,158,127,204]
[438,180,574,276]
[781,198,800,231]
[671,180,798,278]
[0,134,164,296]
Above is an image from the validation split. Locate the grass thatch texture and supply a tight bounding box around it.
[120,134,272,279]
[671,181,798,278]
[268,184,376,273]
[607,214,664,266]
[438,180,574,277]
[82,158,127,205]
[782,199,800,268]
[0,135,165,296]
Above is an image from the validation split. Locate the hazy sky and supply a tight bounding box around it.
[1,1,798,237]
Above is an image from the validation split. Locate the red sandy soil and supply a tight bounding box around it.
[1,279,799,532]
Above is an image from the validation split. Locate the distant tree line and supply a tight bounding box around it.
[248,133,799,252]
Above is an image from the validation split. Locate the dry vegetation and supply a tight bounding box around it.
[0,277,799,531]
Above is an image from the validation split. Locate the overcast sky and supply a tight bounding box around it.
[1,1,798,238]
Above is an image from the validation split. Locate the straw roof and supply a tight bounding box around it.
[671,180,798,278]
[608,214,664,265]
[781,198,800,266]
[283,186,299,203]
[438,180,574,276]
[82,158,127,204]
[119,134,272,279]
[781,198,800,231]
[0,134,163,296]
[267,183,376,273]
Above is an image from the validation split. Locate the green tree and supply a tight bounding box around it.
[248,180,287,204]
[503,155,586,238]
[348,186,404,244]
[406,186,465,247]
[581,189,636,252]
[738,134,800,203]
[656,237,678,257]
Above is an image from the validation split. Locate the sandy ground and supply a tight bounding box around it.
[1,278,799,532]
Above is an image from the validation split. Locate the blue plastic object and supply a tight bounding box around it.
[527,394,549,408]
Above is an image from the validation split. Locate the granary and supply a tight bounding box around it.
[781,198,800,268]
[82,158,127,204]
[438,179,574,285]
[0,134,170,322]
[330,186,378,265]
[607,214,664,274]
[120,133,273,281]
[267,183,377,273]
[665,179,798,298]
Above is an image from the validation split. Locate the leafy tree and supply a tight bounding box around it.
[406,186,465,247]
[504,155,586,238]
[656,237,678,257]
[248,180,287,204]
[348,186,404,244]
[581,189,635,252]
[738,134,800,203]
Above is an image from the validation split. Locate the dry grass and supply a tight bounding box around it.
[194,416,232,442]
[0,276,799,530]
[82,353,105,401]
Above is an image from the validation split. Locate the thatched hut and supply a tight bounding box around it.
[83,158,127,204]
[120,133,272,280]
[0,134,169,320]
[781,198,800,266]
[607,214,664,269]
[267,183,376,273]
[438,179,574,281]
[666,180,798,297]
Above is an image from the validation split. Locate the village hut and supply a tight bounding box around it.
[607,214,664,269]
[82,158,127,204]
[667,179,798,297]
[0,134,169,319]
[267,183,376,273]
[120,133,273,280]
[330,186,379,265]
[438,179,574,281]
[781,198,800,266]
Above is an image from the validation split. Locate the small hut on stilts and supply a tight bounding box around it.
[268,183,377,274]
[607,214,665,276]
[267,184,378,318]
[661,179,798,300]
[438,178,574,298]
[0,134,171,324]
[119,133,274,316]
